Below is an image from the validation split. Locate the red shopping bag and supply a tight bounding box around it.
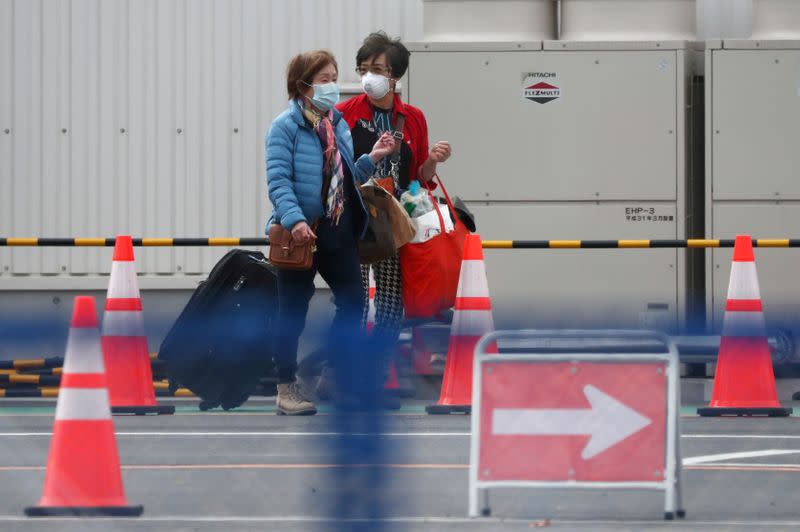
[400,175,470,319]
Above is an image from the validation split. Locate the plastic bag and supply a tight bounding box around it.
[400,181,434,218]
[409,201,455,243]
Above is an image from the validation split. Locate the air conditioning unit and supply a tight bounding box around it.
[409,0,698,331]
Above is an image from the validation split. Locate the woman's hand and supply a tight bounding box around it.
[428,141,451,164]
[420,141,452,182]
[369,132,397,163]
[291,221,316,244]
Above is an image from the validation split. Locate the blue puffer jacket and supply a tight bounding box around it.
[265,99,375,236]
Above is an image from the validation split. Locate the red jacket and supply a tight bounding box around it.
[337,93,431,185]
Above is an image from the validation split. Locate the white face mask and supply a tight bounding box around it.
[361,71,391,100]
[302,80,340,112]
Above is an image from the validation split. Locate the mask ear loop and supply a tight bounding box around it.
[298,80,318,108]
[297,80,310,101]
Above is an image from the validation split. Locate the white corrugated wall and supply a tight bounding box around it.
[0,0,764,290]
[0,0,423,288]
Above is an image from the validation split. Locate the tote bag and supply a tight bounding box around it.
[399,174,469,319]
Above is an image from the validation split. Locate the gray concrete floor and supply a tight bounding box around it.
[0,398,798,531]
[3,292,800,530]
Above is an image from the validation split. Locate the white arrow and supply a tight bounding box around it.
[491,384,652,460]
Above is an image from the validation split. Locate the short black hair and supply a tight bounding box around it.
[356,31,410,78]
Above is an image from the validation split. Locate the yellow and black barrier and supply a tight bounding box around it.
[0,357,64,371]
[0,387,195,398]
[0,387,59,398]
[4,237,800,249]
[481,239,800,249]
[0,356,276,399]
[0,238,268,247]
[0,374,60,387]
[0,355,159,372]
[0,385,277,399]
[15,367,63,376]
[156,388,196,398]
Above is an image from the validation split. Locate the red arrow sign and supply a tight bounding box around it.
[479,361,667,482]
[492,384,652,459]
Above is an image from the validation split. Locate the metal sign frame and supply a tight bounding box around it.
[469,329,685,520]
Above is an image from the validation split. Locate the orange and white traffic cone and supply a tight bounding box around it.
[698,235,793,417]
[102,235,173,415]
[366,268,377,335]
[25,296,143,516]
[427,234,495,414]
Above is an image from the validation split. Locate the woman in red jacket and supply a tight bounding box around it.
[336,31,452,399]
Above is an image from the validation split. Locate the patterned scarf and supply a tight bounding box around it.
[303,104,345,225]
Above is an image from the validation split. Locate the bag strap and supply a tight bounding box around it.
[432,174,459,228]
[423,174,459,233]
[425,186,447,233]
[391,114,405,157]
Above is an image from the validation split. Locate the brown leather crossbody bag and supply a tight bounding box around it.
[268,223,317,270]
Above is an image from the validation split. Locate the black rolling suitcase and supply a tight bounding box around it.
[159,249,278,410]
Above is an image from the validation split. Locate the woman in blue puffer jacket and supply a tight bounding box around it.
[266,49,396,415]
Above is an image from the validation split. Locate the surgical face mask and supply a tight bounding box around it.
[303,81,340,112]
[361,71,391,100]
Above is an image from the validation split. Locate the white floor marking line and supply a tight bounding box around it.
[0,431,472,437]
[683,449,800,465]
[0,515,798,527]
[687,463,800,469]
[0,431,799,439]
[683,434,800,440]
